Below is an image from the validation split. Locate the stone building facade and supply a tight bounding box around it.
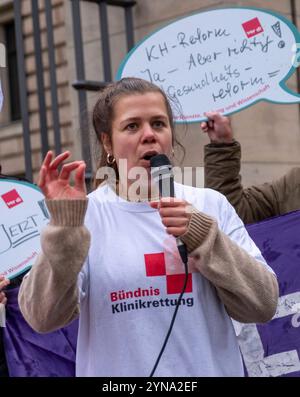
[0,0,300,186]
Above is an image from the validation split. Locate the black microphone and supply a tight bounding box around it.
[149,154,189,377]
[150,154,188,265]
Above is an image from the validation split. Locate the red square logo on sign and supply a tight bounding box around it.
[242,17,264,38]
[1,189,23,208]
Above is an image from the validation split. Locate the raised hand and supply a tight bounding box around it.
[200,112,234,144]
[38,151,87,200]
[150,198,192,237]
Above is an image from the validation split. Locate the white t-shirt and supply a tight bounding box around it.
[75,183,270,377]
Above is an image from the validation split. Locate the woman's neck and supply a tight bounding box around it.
[112,179,160,202]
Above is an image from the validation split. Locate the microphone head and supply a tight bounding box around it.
[150,154,174,198]
[150,154,171,168]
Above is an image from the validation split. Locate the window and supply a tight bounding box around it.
[4,21,20,121]
[0,18,21,126]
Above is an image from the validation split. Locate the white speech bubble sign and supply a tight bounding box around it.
[117,7,300,123]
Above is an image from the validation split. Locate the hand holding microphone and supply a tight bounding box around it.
[149,197,191,238]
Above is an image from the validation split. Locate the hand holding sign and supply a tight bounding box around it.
[117,7,300,122]
[201,112,234,144]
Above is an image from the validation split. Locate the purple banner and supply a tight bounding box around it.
[244,210,300,377]
[3,286,78,377]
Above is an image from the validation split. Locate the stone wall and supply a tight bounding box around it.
[0,0,72,180]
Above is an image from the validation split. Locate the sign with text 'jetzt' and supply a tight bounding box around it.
[0,180,49,279]
[117,7,300,122]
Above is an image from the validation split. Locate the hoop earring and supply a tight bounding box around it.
[106,153,116,165]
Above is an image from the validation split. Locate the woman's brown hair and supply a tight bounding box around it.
[92,77,183,188]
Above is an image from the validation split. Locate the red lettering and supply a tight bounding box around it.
[110,292,118,302]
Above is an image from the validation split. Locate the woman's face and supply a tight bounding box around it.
[103,92,173,177]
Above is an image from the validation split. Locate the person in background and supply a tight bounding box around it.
[18,78,278,377]
[201,112,300,224]
[0,276,9,377]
